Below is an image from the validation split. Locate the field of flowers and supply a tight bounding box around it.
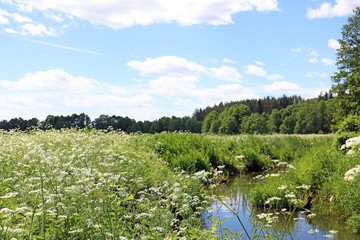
[1,130,360,239]
[0,130,212,239]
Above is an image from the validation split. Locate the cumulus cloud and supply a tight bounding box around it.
[254,60,264,66]
[328,38,341,49]
[21,23,56,36]
[148,76,199,97]
[128,56,206,77]
[209,66,242,82]
[7,0,279,28]
[306,51,319,63]
[62,94,155,108]
[321,58,336,66]
[263,81,301,94]
[0,69,100,91]
[244,64,266,77]
[0,8,31,23]
[43,12,63,22]
[307,0,360,19]
[0,94,52,120]
[0,15,9,24]
[244,64,283,80]
[128,56,259,106]
[196,84,259,104]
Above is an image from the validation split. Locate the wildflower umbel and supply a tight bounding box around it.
[344,165,360,181]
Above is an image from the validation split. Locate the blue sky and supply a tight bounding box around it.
[0,0,359,121]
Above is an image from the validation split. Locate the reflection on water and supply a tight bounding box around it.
[203,174,360,240]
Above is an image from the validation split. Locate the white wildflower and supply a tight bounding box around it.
[0,192,18,198]
[296,184,310,190]
[343,136,360,149]
[68,228,83,234]
[265,197,281,204]
[285,193,296,199]
[278,185,287,190]
[344,165,360,181]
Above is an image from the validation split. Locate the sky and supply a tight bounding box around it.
[0,0,359,121]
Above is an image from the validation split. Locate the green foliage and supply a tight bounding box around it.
[331,7,360,119]
[0,130,210,239]
[202,110,219,133]
[334,114,360,148]
[241,113,269,134]
[268,109,282,133]
[240,148,271,171]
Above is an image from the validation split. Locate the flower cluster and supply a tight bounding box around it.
[344,165,360,181]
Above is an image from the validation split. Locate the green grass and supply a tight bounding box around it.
[0,130,209,239]
[1,130,359,238]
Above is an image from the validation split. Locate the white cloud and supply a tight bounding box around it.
[128,56,206,77]
[11,12,31,22]
[307,0,360,19]
[244,64,266,77]
[21,23,56,36]
[306,51,319,63]
[196,84,259,104]
[7,0,279,29]
[222,58,235,64]
[0,8,31,23]
[328,38,341,49]
[0,69,100,91]
[254,60,264,66]
[321,58,336,66]
[0,94,52,120]
[305,72,330,78]
[263,81,301,94]
[174,98,197,107]
[244,64,283,80]
[43,12,63,22]
[0,15,9,24]
[209,66,242,82]
[148,76,199,97]
[62,94,155,108]
[3,28,18,34]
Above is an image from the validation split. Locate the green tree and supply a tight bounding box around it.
[201,110,219,133]
[268,109,282,133]
[241,113,268,134]
[331,7,360,120]
[219,115,237,134]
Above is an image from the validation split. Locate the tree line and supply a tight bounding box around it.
[0,93,338,134]
[201,96,336,134]
[0,113,202,133]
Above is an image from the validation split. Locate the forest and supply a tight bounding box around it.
[0,93,337,135]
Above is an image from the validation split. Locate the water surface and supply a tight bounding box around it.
[203,174,360,240]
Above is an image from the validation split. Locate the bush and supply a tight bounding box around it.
[334,115,360,148]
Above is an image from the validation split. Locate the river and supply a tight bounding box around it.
[203,173,360,240]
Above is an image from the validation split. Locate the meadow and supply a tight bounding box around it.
[1,130,360,239]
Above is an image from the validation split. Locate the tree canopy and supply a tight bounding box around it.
[332,7,360,120]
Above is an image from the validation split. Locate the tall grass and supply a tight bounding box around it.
[0,130,210,239]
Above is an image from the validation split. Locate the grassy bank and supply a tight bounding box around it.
[0,130,210,239]
[1,130,359,238]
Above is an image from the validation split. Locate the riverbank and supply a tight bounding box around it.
[1,130,359,239]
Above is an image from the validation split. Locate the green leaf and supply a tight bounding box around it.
[125,194,134,201]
